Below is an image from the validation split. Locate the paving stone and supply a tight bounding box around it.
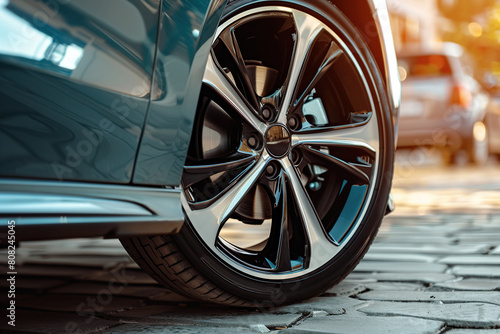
[311,311,329,317]
[120,305,302,328]
[439,256,500,265]
[379,227,451,235]
[110,304,185,319]
[358,290,500,306]
[383,216,456,225]
[0,276,68,291]
[251,324,272,333]
[104,324,253,334]
[147,292,195,302]
[0,309,119,334]
[456,234,500,243]
[275,297,366,315]
[346,272,456,283]
[6,165,500,333]
[281,313,444,334]
[447,330,500,334]
[376,235,452,244]
[16,294,144,314]
[49,282,169,299]
[454,227,500,233]
[47,281,113,295]
[380,223,461,233]
[383,214,449,222]
[367,244,490,255]
[339,278,378,284]
[362,282,425,291]
[87,269,158,285]
[452,266,500,278]
[359,301,500,328]
[151,312,302,329]
[434,278,500,291]
[362,252,438,263]
[377,231,449,238]
[324,281,367,297]
[460,223,500,229]
[353,261,447,273]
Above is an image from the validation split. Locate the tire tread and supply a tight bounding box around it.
[121,236,255,306]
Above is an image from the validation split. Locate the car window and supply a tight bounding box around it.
[399,55,452,78]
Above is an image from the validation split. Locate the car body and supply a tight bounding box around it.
[397,43,490,164]
[0,0,227,239]
[0,0,400,305]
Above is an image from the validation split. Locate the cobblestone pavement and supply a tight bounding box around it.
[2,153,500,334]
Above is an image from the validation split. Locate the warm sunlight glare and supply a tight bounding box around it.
[468,22,483,37]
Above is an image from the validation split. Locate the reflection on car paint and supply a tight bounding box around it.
[0,0,160,182]
[0,0,158,97]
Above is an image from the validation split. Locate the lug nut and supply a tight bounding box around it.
[262,108,271,119]
[288,115,300,130]
[265,161,279,179]
[266,164,275,175]
[291,149,302,166]
[262,105,274,121]
[247,134,259,149]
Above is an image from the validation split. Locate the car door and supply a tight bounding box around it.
[0,0,160,183]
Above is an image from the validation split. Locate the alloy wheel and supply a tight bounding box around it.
[181,6,381,280]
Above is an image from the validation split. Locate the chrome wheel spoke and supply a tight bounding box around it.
[294,42,343,108]
[265,171,292,271]
[204,53,265,134]
[183,154,257,188]
[218,28,260,109]
[183,158,268,246]
[302,146,370,184]
[292,113,378,153]
[282,159,338,266]
[278,11,323,124]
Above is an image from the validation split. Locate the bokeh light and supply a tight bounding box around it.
[468,22,483,37]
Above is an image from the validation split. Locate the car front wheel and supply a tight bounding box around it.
[121,0,395,306]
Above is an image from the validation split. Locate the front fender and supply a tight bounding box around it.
[133,0,227,186]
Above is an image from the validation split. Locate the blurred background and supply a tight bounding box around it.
[387,0,500,212]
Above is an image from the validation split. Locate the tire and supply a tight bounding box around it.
[121,0,395,307]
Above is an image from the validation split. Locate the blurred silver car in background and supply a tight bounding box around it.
[397,43,491,165]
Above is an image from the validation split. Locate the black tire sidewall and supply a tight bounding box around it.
[174,0,395,305]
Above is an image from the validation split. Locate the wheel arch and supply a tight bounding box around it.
[331,0,385,85]
[332,0,401,139]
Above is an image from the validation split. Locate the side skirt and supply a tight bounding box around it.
[0,179,184,244]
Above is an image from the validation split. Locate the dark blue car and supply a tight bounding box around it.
[0,0,400,305]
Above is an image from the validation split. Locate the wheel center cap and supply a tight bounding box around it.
[265,125,291,158]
